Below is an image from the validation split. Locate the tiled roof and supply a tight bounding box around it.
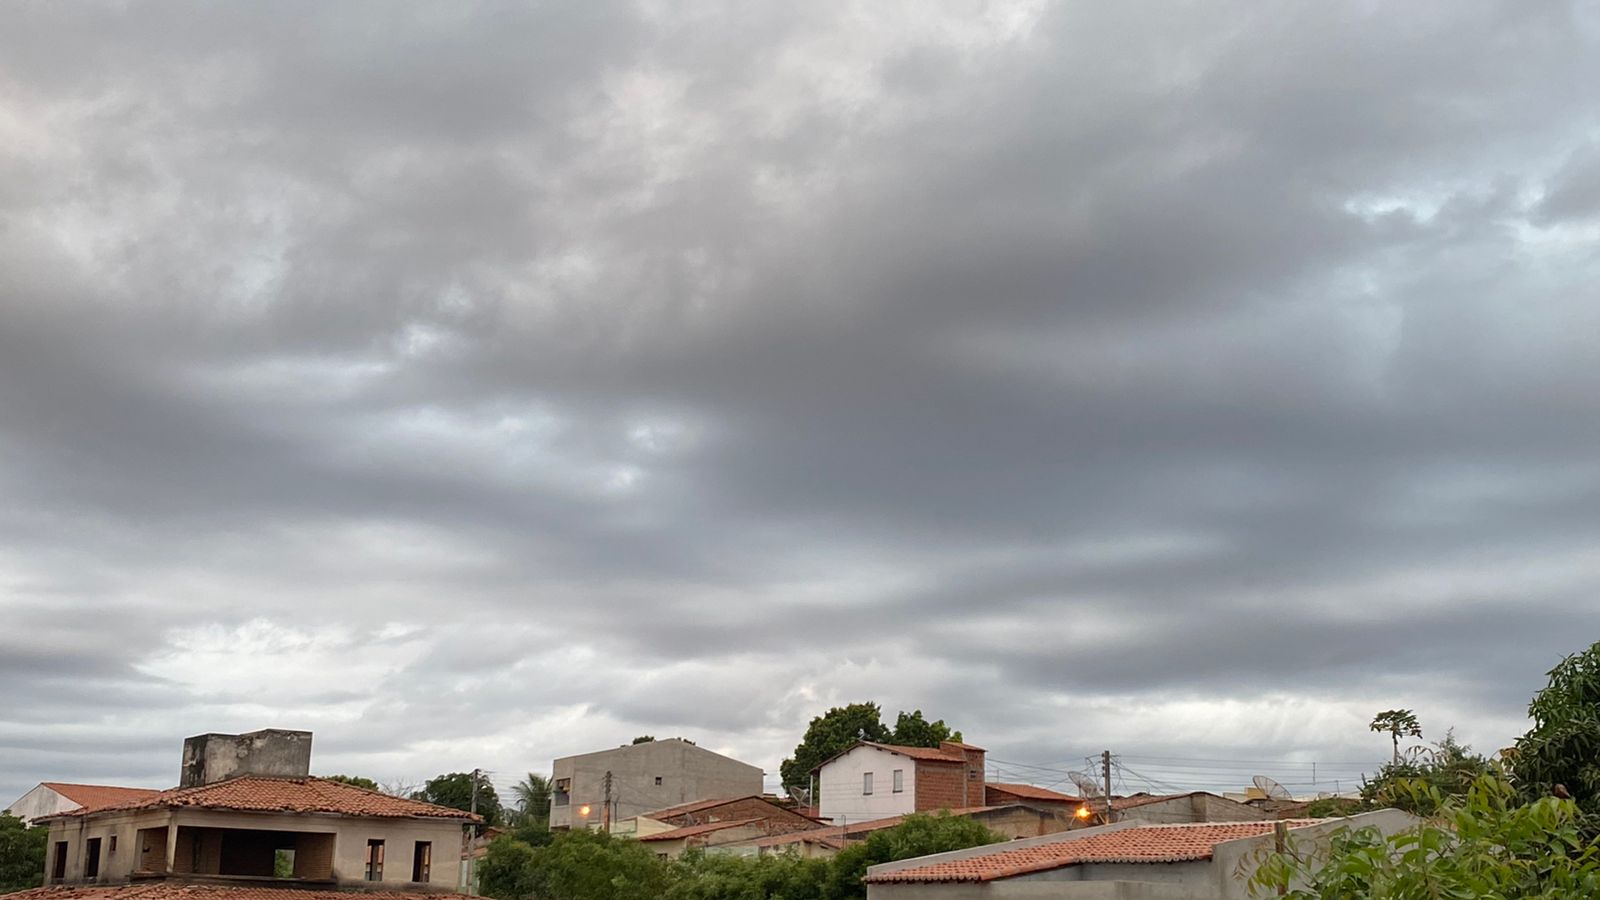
[42,784,164,812]
[1110,791,1242,811]
[3,888,473,900]
[47,777,478,821]
[865,821,1322,884]
[638,818,763,842]
[637,797,746,820]
[755,807,1000,849]
[986,783,1083,803]
[939,741,987,752]
[859,742,966,763]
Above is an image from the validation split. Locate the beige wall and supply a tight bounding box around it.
[551,739,763,829]
[45,808,466,891]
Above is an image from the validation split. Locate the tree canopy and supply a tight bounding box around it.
[510,773,551,827]
[779,703,962,793]
[0,812,47,894]
[1514,640,1600,814]
[320,774,380,791]
[1358,732,1494,817]
[1369,709,1423,764]
[631,736,656,745]
[414,771,504,826]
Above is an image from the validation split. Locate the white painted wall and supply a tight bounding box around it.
[5,785,76,825]
[818,745,916,825]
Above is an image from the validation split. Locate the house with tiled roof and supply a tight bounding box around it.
[611,795,820,841]
[35,730,476,895]
[635,818,769,859]
[6,784,165,826]
[862,810,1418,899]
[715,805,1071,860]
[813,741,986,826]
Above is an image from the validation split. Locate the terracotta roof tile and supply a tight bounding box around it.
[637,818,763,842]
[4,887,473,900]
[47,777,477,822]
[866,821,1323,884]
[985,783,1083,803]
[41,784,164,812]
[859,742,967,763]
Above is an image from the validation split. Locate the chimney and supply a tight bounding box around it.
[180,729,313,788]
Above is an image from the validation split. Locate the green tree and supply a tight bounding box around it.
[1248,773,1600,898]
[1368,709,1422,765]
[631,736,656,745]
[321,774,380,791]
[1358,731,1493,816]
[666,850,828,900]
[0,812,48,893]
[1515,640,1600,814]
[509,773,552,828]
[414,772,503,826]
[827,812,1003,899]
[479,830,673,900]
[781,703,963,794]
[888,710,961,747]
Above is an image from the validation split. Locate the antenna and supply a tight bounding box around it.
[1069,771,1104,798]
[1252,775,1292,802]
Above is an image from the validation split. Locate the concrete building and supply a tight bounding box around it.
[549,738,763,830]
[5,784,162,826]
[179,730,313,788]
[36,730,478,893]
[1086,793,1268,828]
[862,811,1417,899]
[814,741,986,826]
[637,819,769,859]
[610,795,819,840]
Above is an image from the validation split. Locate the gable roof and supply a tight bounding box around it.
[811,741,972,774]
[637,818,763,842]
[41,784,164,812]
[864,820,1321,884]
[985,783,1083,803]
[44,776,478,822]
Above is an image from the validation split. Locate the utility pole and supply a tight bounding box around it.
[602,770,613,833]
[465,768,481,896]
[1102,751,1114,824]
[470,768,481,817]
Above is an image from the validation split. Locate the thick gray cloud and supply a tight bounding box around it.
[3,0,1599,803]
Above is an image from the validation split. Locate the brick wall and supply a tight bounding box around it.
[913,763,970,811]
[293,833,336,880]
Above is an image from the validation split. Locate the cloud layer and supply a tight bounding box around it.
[3,0,1599,803]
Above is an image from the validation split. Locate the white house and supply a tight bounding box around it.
[814,741,986,826]
[4,784,162,826]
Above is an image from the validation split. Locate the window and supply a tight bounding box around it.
[892,769,904,793]
[52,842,67,881]
[654,776,662,786]
[863,772,874,795]
[109,835,118,854]
[411,842,431,883]
[365,840,385,881]
[84,838,102,879]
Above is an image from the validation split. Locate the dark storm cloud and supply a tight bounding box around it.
[2,0,1598,802]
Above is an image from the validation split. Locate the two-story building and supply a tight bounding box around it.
[813,741,987,825]
[549,738,763,830]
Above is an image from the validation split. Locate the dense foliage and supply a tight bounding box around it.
[479,812,999,900]
[0,812,47,894]
[1358,732,1494,816]
[1250,774,1600,898]
[1514,640,1600,815]
[414,771,504,826]
[510,773,552,828]
[779,703,960,794]
[320,774,380,791]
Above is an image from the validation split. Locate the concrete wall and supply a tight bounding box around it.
[45,807,465,891]
[550,739,764,829]
[818,745,918,825]
[180,730,313,788]
[5,785,77,825]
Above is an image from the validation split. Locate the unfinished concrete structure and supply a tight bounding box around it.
[549,738,763,830]
[179,730,314,788]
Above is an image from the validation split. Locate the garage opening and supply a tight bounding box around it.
[169,827,335,881]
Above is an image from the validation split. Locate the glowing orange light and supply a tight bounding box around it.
[579,805,592,816]
[1075,806,1091,819]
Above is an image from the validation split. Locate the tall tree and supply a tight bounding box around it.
[512,773,552,822]
[1515,640,1600,813]
[0,812,47,893]
[1369,709,1422,765]
[321,774,380,791]
[889,710,961,746]
[779,702,891,793]
[414,772,503,826]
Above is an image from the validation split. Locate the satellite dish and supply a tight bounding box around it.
[1069,771,1104,798]
[1252,775,1292,802]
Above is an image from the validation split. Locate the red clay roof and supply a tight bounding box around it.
[754,806,1000,848]
[637,818,763,842]
[859,742,967,763]
[42,784,164,812]
[986,783,1083,803]
[637,797,747,820]
[865,821,1322,884]
[46,777,478,822]
[5,887,472,900]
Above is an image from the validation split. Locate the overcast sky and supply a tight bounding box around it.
[3,0,1600,807]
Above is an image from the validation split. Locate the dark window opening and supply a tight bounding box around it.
[52,842,68,881]
[109,836,118,854]
[84,838,102,879]
[654,776,662,786]
[365,839,385,881]
[411,841,431,883]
